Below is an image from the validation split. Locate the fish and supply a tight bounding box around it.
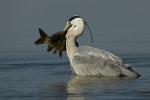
[35,28,78,57]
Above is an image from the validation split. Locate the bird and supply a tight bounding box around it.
[63,15,140,78]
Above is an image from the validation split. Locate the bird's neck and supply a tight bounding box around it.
[66,35,77,61]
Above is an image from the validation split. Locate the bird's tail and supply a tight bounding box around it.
[121,64,140,78]
[35,28,50,45]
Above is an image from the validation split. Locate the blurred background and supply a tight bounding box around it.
[0,0,150,54]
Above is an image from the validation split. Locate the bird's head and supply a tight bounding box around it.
[64,16,84,38]
[64,15,93,43]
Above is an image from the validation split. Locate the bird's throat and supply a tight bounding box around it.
[66,36,77,61]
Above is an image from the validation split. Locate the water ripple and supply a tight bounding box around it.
[0,62,69,70]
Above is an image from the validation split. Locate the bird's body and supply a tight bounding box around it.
[65,16,140,78]
[69,45,139,77]
[66,33,139,77]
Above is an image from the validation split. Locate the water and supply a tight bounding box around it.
[0,42,150,100]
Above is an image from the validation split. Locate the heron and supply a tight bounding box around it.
[35,15,140,78]
[63,15,140,78]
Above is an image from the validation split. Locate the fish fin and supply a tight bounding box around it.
[53,49,57,54]
[59,51,62,58]
[47,45,53,52]
[35,28,50,45]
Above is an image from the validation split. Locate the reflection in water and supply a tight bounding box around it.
[66,76,133,100]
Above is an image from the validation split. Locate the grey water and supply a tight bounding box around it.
[0,41,150,100]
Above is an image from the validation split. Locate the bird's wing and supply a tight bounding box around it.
[74,46,124,65]
[72,46,125,76]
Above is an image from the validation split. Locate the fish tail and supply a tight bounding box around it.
[35,28,50,45]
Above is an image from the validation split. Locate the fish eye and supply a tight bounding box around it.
[68,21,71,25]
[73,25,77,28]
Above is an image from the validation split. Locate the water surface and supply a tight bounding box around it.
[0,41,150,100]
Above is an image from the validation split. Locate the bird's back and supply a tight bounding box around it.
[71,46,139,77]
[75,46,123,65]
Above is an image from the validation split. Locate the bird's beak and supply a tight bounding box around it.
[63,21,72,32]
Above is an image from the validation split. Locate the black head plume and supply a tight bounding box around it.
[68,15,94,44]
[68,15,81,21]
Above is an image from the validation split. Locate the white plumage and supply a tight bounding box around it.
[72,46,138,77]
[64,16,139,78]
